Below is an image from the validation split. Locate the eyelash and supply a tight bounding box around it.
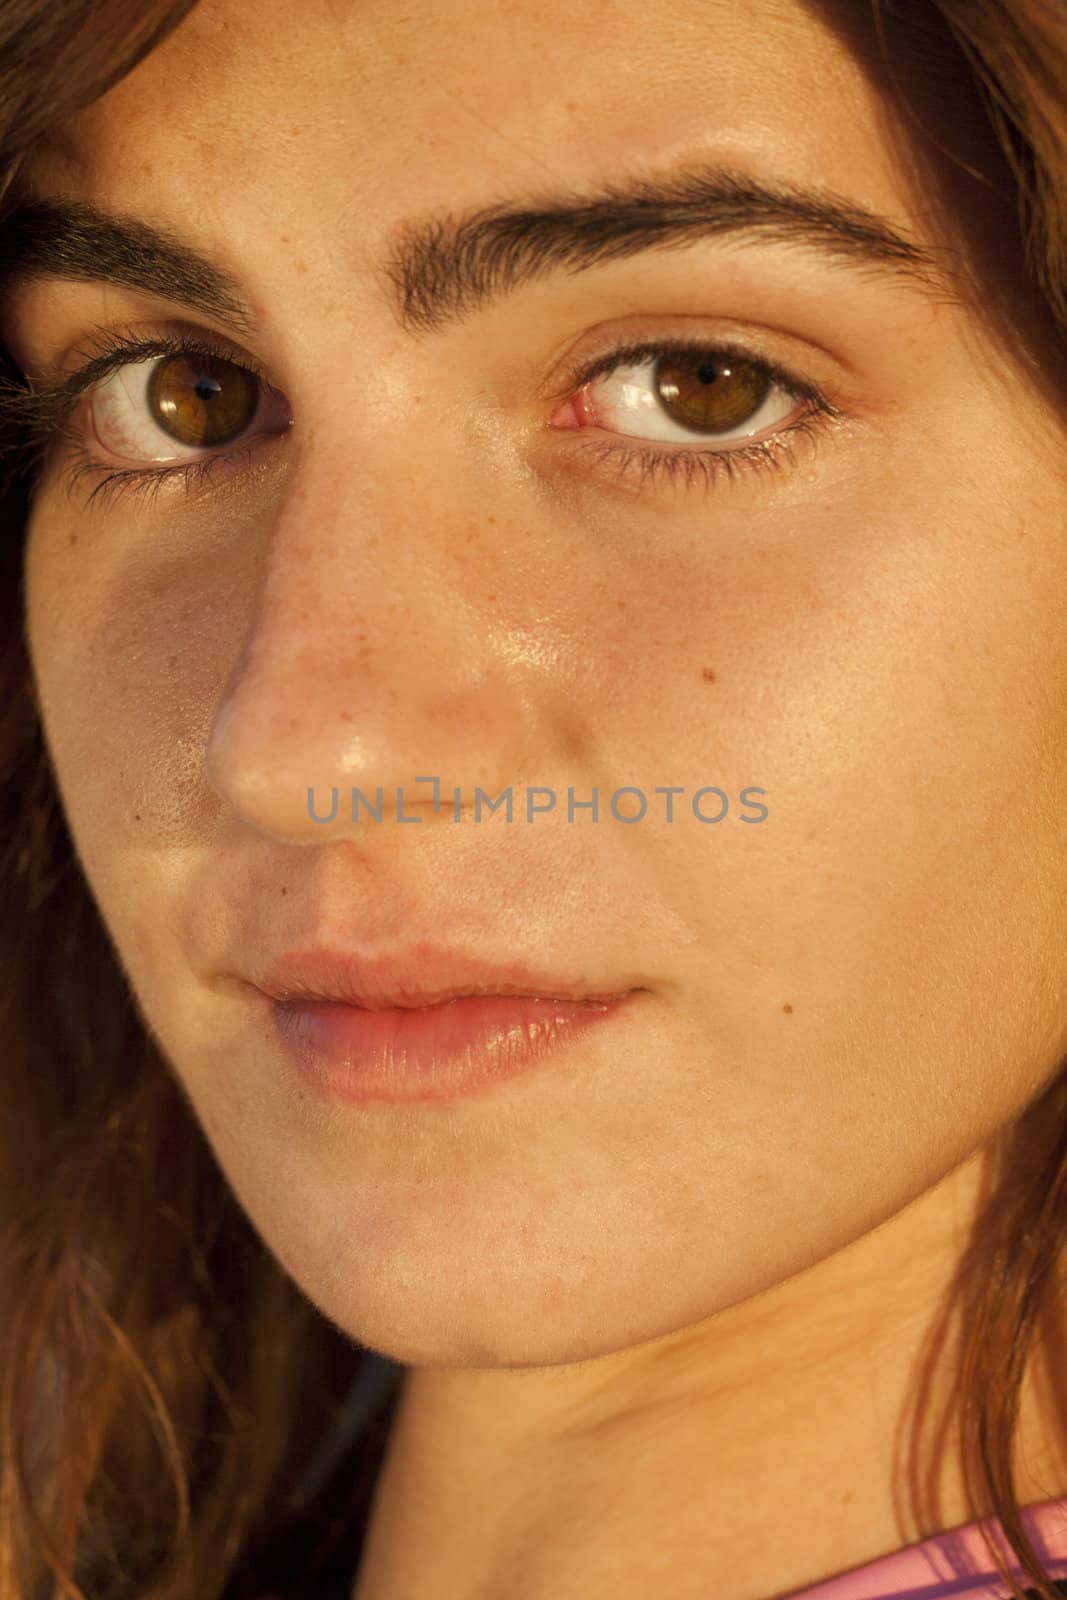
[0,323,839,509]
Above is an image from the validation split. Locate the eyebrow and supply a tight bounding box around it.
[0,161,951,345]
[0,193,261,341]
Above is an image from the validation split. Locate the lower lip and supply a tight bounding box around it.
[267,991,634,1104]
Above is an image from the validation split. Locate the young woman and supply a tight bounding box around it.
[4,0,1067,1597]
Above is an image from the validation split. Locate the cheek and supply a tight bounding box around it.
[591,468,1067,1141]
[23,484,253,928]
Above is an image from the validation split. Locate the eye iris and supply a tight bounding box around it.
[146,353,258,447]
[653,351,770,433]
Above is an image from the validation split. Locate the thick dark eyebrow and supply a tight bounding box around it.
[0,194,260,342]
[384,164,953,333]
[0,163,951,347]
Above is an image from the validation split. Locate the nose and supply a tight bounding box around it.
[205,436,543,842]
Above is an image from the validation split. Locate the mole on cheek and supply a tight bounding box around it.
[701,667,717,683]
[783,1003,794,1015]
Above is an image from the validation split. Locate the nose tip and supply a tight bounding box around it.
[205,641,537,842]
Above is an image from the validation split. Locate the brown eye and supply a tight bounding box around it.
[146,352,260,448]
[653,351,771,434]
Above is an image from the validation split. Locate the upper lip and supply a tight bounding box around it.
[251,941,639,1011]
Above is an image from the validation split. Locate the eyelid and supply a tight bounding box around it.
[36,315,270,388]
[24,319,269,422]
[536,306,848,399]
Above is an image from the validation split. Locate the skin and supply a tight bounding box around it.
[6,0,1067,1595]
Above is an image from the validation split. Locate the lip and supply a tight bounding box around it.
[254,942,637,1010]
[247,942,642,1104]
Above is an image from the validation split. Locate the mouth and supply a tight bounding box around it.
[246,943,643,1105]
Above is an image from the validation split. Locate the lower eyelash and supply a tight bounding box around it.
[57,407,825,512]
[565,411,827,496]
[57,436,257,512]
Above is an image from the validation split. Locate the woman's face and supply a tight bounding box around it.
[6,0,1067,1381]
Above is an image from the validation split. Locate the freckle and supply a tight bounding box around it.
[616,599,627,610]
[783,1002,794,1014]
[296,259,308,275]
[339,710,353,722]
[68,532,77,546]
[702,667,717,683]
[488,515,496,525]
[134,813,141,822]
[281,885,288,896]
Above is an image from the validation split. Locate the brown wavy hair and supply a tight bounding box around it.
[2,1,1067,1597]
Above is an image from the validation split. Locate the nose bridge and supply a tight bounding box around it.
[205,448,537,840]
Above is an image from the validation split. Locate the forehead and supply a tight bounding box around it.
[30,0,919,233]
